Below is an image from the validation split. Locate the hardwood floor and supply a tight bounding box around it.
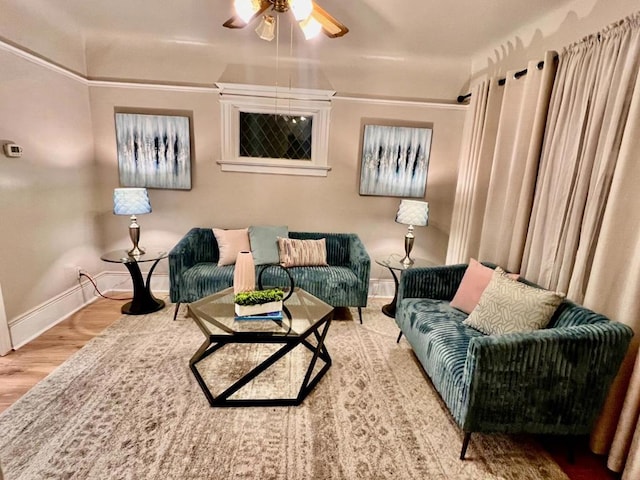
[0,297,620,479]
[0,296,125,413]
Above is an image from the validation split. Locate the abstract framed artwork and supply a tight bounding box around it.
[359,123,432,197]
[115,112,192,190]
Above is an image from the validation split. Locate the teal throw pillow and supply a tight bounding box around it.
[249,225,289,265]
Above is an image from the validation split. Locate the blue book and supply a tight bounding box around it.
[235,311,284,321]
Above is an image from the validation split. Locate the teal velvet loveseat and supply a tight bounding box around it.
[169,228,370,322]
[395,263,633,460]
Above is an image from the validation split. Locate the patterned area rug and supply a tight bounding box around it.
[0,298,568,479]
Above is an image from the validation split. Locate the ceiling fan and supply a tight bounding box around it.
[224,0,349,41]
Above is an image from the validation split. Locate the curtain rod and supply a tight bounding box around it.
[457,57,556,103]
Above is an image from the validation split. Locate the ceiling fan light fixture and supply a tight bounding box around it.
[234,0,262,23]
[290,0,313,21]
[255,15,276,41]
[299,15,322,40]
[224,0,348,40]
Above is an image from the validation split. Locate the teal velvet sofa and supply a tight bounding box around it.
[395,264,633,459]
[169,228,370,322]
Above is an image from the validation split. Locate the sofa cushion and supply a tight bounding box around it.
[181,263,234,301]
[277,237,328,267]
[212,228,251,266]
[450,259,519,314]
[399,298,484,420]
[259,265,358,306]
[249,225,288,265]
[463,267,565,335]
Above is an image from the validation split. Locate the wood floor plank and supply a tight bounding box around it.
[0,297,121,413]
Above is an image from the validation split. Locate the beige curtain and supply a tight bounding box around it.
[447,79,495,263]
[519,12,640,478]
[582,20,640,476]
[477,51,557,273]
[447,52,556,267]
[521,16,640,299]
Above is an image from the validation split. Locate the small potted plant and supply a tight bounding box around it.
[234,288,284,317]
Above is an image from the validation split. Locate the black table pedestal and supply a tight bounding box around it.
[121,258,165,315]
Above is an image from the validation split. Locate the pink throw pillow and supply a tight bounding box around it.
[213,228,251,266]
[450,259,519,314]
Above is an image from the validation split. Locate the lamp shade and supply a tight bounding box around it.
[255,15,276,41]
[395,199,429,226]
[113,188,152,216]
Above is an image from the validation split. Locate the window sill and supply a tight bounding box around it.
[217,160,331,177]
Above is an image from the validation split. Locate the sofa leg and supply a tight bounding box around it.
[396,331,403,343]
[358,307,363,324]
[173,303,181,321]
[567,437,577,464]
[460,432,472,460]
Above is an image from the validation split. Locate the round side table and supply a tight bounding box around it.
[375,254,436,318]
[100,249,167,315]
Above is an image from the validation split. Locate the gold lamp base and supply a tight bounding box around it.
[399,225,415,266]
[128,215,145,256]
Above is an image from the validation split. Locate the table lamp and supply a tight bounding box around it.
[395,199,429,266]
[113,188,152,256]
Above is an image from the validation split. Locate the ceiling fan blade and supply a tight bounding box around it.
[223,0,271,29]
[311,2,349,38]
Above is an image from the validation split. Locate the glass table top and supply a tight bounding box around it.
[188,287,334,338]
[100,249,168,264]
[375,253,437,272]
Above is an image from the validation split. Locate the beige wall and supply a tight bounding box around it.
[0,25,467,326]
[0,49,98,321]
[6,0,631,324]
[469,0,640,81]
[89,86,466,283]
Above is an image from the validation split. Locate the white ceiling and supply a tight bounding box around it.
[34,0,575,59]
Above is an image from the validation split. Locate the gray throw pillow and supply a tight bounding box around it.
[463,267,565,335]
[249,225,289,265]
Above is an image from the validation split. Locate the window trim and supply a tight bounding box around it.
[217,82,334,177]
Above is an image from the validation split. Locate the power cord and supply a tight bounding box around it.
[78,272,133,301]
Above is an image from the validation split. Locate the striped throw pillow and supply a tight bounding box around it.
[277,237,328,267]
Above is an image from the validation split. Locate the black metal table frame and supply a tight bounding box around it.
[121,258,165,315]
[381,267,401,318]
[189,311,333,407]
[376,256,436,318]
[100,250,166,315]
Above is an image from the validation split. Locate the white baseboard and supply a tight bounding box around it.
[8,274,391,350]
[369,279,395,299]
[8,272,170,350]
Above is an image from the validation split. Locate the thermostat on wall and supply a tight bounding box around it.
[3,143,23,157]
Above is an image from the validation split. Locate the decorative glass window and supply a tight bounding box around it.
[217,83,334,177]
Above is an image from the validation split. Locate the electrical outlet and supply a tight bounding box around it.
[75,266,83,280]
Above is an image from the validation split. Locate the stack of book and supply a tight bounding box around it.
[235,310,283,321]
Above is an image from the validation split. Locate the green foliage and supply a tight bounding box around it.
[234,288,284,306]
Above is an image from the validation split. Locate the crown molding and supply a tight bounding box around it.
[0,37,86,84]
[1,38,464,106]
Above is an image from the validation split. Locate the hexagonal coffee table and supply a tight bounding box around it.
[188,287,334,407]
